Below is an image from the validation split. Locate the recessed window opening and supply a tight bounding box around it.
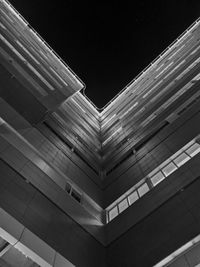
[107,136,200,223]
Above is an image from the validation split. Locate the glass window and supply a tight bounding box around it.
[151,171,165,186]
[71,189,81,203]
[162,162,177,177]
[186,143,200,157]
[173,152,190,167]
[118,198,129,213]
[128,191,139,205]
[138,183,149,197]
[109,206,118,221]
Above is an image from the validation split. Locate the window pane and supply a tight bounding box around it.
[118,198,129,213]
[186,143,200,157]
[162,162,177,177]
[151,171,165,186]
[138,183,149,197]
[109,206,118,221]
[128,191,139,205]
[71,189,81,203]
[173,152,190,167]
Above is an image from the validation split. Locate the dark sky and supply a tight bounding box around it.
[9,0,200,108]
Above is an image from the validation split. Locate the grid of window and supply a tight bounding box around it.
[108,136,200,222]
[149,139,200,186]
[108,181,150,222]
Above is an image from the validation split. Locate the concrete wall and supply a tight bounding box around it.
[167,241,200,267]
[22,126,103,205]
[106,173,200,267]
[0,159,106,267]
[103,100,200,208]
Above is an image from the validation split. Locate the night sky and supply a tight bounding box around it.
[9,0,200,108]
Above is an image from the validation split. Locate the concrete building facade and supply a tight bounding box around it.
[1,1,200,266]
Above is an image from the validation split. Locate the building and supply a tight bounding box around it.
[1,0,200,266]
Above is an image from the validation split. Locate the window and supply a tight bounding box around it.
[151,171,165,186]
[162,162,177,177]
[128,191,139,205]
[186,143,200,157]
[173,152,190,167]
[138,183,149,197]
[71,189,81,203]
[109,206,118,221]
[118,198,129,213]
[106,136,200,223]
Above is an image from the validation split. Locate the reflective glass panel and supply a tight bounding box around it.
[138,183,149,197]
[173,152,190,167]
[151,171,165,186]
[128,191,139,205]
[186,143,200,157]
[162,162,177,177]
[109,206,118,221]
[118,198,129,213]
